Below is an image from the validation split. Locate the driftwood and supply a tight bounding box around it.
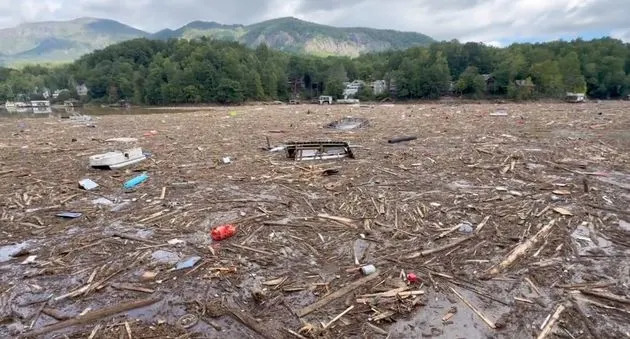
[21,297,161,338]
[317,214,358,228]
[323,305,354,329]
[579,289,630,305]
[487,220,555,277]
[297,272,380,317]
[536,303,566,339]
[450,286,496,329]
[406,237,474,259]
[42,307,71,320]
[587,203,630,216]
[205,300,284,339]
[571,299,600,338]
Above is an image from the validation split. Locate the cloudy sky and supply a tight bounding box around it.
[0,0,628,46]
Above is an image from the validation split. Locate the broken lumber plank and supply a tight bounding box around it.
[42,307,71,321]
[111,232,158,245]
[323,305,354,329]
[536,303,567,339]
[111,283,155,294]
[297,272,380,317]
[579,289,630,305]
[21,297,161,338]
[475,216,491,233]
[587,203,630,216]
[357,290,424,303]
[486,220,555,277]
[231,243,275,256]
[405,236,474,259]
[317,214,358,228]
[450,286,496,329]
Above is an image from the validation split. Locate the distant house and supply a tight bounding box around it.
[513,78,535,98]
[371,80,387,95]
[343,80,365,98]
[31,100,50,107]
[64,99,81,108]
[482,74,497,93]
[76,84,89,97]
[41,88,51,99]
[388,79,398,96]
[514,79,534,88]
[53,89,70,99]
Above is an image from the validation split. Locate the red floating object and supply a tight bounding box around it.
[211,224,236,241]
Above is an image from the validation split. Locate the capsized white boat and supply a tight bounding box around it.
[89,147,146,169]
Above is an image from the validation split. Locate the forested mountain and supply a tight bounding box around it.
[155,17,435,57]
[0,17,434,65]
[1,37,629,105]
[0,18,149,65]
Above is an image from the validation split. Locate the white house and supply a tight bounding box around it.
[343,80,365,98]
[76,84,89,97]
[371,80,387,95]
[41,88,51,99]
[53,89,70,99]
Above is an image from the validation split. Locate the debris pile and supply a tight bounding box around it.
[0,102,629,338]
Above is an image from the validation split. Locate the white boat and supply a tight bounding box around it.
[89,147,146,169]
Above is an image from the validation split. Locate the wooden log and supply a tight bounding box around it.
[297,272,380,317]
[536,303,566,339]
[579,289,630,305]
[21,297,161,338]
[405,237,474,259]
[450,287,496,329]
[317,214,358,228]
[487,220,555,277]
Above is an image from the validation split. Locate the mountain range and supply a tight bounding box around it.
[0,17,434,66]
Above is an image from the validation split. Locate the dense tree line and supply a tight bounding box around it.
[1,37,630,104]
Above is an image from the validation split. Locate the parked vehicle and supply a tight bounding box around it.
[319,96,333,105]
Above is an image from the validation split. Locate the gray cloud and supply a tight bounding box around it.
[0,0,628,43]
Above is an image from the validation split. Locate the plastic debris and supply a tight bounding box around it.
[388,136,417,144]
[211,224,236,241]
[151,250,180,264]
[106,137,138,143]
[56,212,82,219]
[90,147,146,169]
[92,197,114,206]
[458,222,474,233]
[489,112,509,116]
[269,146,286,152]
[124,173,149,189]
[553,207,573,216]
[141,271,157,281]
[168,239,185,245]
[326,117,369,130]
[174,256,201,270]
[79,178,99,190]
[360,264,376,275]
[21,255,37,265]
[222,157,232,164]
[407,273,419,283]
[110,201,131,212]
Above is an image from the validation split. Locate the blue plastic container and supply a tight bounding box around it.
[124,173,149,189]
